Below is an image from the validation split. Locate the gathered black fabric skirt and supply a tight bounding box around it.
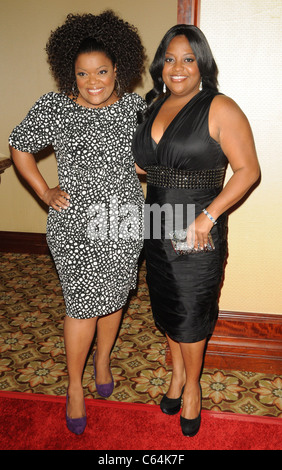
[144,185,228,343]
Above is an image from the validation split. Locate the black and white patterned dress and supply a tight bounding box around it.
[9,92,146,319]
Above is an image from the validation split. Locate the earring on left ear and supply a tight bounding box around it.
[199,79,203,91]
[115,78,121,97]
[72,80,79,99]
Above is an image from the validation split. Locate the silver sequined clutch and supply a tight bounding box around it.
[169,228,215,255]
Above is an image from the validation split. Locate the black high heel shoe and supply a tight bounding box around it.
[180,384,202,437]
[160,387,184,415]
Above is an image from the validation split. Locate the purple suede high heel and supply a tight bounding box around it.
[66,392,87,435]
[93,352,114,398]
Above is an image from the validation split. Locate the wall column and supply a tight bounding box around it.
[177,0,201,25]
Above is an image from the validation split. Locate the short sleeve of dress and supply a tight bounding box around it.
[131,92,147,115]
[9,92,58,154]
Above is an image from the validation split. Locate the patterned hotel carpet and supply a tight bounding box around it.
[0,252,281,418]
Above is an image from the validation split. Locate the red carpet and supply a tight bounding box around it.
[0,391,281,450]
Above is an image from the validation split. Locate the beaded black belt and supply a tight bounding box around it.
[145,166,226,189]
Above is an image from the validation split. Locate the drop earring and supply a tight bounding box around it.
[163,82,166,93]
[199,79,203,91]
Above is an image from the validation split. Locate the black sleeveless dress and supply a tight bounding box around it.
[132,90,228,343]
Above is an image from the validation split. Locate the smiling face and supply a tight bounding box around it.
[74,51,117,108]
[162,35,201,100]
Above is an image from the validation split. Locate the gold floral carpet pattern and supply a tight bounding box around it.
[0,252,281,418]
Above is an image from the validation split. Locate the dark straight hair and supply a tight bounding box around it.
[145,24,218,114]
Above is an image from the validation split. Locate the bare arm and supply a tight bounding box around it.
[193,95,260,248]
[11,147,70,211]
[135,163,147,175]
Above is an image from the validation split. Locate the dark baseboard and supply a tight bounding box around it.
[0,231,50,254]
[1,231,281,374]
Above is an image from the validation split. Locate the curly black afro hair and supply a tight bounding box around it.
[45,10,146,97]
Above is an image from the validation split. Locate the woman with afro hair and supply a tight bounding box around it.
[9,10,146,435]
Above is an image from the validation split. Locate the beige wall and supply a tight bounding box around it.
[1,0,281,316]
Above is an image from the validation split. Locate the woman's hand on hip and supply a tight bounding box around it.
[42,185,70,211]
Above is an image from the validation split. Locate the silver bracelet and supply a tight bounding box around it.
[202,209,217,225]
